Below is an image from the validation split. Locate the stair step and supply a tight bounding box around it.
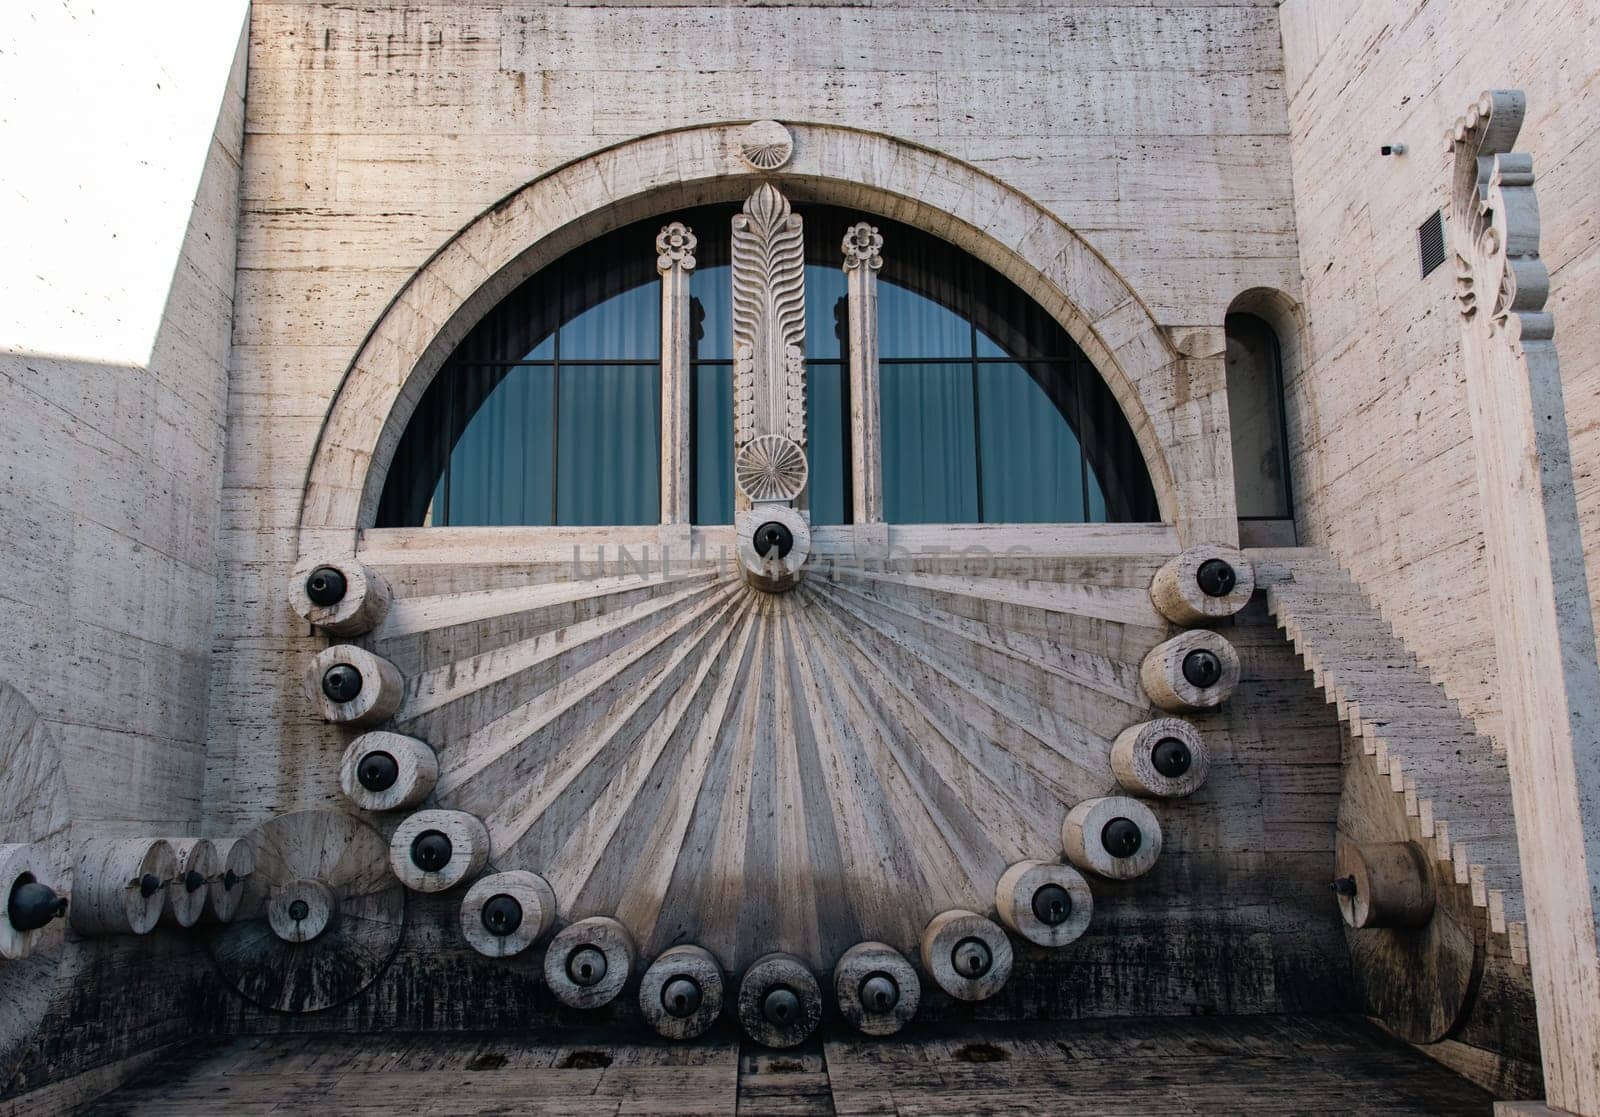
[1250,546,1526,963]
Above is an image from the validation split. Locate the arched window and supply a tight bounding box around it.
[1224,312,1293,520]
[377,221,663,527]
[377,204,1157,527]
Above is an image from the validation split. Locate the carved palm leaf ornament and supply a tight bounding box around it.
[732,184,808,507]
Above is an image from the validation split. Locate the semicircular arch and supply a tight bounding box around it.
[298,122,1226,550]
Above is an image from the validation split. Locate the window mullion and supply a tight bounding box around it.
[657,222,697,527]
[843,222,884,525]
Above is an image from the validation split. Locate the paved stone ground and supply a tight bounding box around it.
[83,1014,1495,1116]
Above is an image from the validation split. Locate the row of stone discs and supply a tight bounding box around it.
[384,803,1096,1045]
[3,834,252,961]
[1043,546,1255,932]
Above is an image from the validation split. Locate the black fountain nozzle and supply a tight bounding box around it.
[1102,817,1143,859]
[305,566,348,607]
[1151,737,1192,778]
[752,521,794,560]
[1031,883,1073,926]
[410,830,453,873]
[481,894,523,937]
[287,899,310,922]
[222,870,241,892]
[183,869,207,893]
[357,750,399,792]
[321,663,363,703]
[1181,648,1223,688]
[138,873,166,899]
[661,976,703,1018]
[1195,558,1237,598]
[1331,876,1358,897]
[860,972,899,1012]
[567,945,608,987]
[7,876,67,933]
[762,985,800,1025]
[952,937,992,979]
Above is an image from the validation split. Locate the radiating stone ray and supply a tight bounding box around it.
[546,594,759,912]
[377,569,719,643]
[422,583,743,799]
[801,608,993,915]
[613,604,763,948]
[813,578,1147,733]
[805,599,1054,865]
[398,579,728,722]
[822,573,1150,703]
[374,553,1168,970]
[482,588,749,854]
[808,581,1122,781]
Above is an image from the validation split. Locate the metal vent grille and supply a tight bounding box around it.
[1418,209,1446,278]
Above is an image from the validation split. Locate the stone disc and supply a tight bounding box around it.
[208,809,404,1013]
[1338,736,1483,1043]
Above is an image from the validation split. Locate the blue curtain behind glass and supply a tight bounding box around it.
[445,366,555,525]
[691,261,733,524]
[881,361,979,522]
[977,362,1087,522]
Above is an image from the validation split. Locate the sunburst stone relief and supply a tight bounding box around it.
[342,549,1175,973]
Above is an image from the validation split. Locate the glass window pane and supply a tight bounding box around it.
[692,362,733,524]
[560,284,660,361]
[1087,471,1108,523]
[1225,313,1292,518]
[977,362,1086,523]
[692,264,732,362]
[806,263,848,361]
[879,281,970,360]
[555,363,660,525]
[806,361,849,526]
[446,366,556,526]
[881,361,979,523]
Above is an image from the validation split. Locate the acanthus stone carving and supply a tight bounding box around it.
[732,184,807,457]
[1449,91,1550,343]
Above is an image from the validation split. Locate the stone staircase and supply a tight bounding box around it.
[1249,547,1527,965]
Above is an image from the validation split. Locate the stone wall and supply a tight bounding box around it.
[0,0,250,1100]
[1277,0,1600,747]
[215,0,1301,826]
[0,0,248,836]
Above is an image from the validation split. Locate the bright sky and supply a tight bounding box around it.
[0,0,249,366]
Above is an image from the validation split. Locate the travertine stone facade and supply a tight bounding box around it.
[213,0,1299,825]
[6,0,1598,1108]
[1278,0,1600,748]
[0,3,250,836]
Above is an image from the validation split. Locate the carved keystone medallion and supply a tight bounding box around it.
[739,120,793,172]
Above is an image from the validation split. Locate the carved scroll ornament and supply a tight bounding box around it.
[1449,90,1550,344]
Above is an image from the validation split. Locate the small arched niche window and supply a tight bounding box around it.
[377,204,1158,527]
[1224,312,1294,521]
